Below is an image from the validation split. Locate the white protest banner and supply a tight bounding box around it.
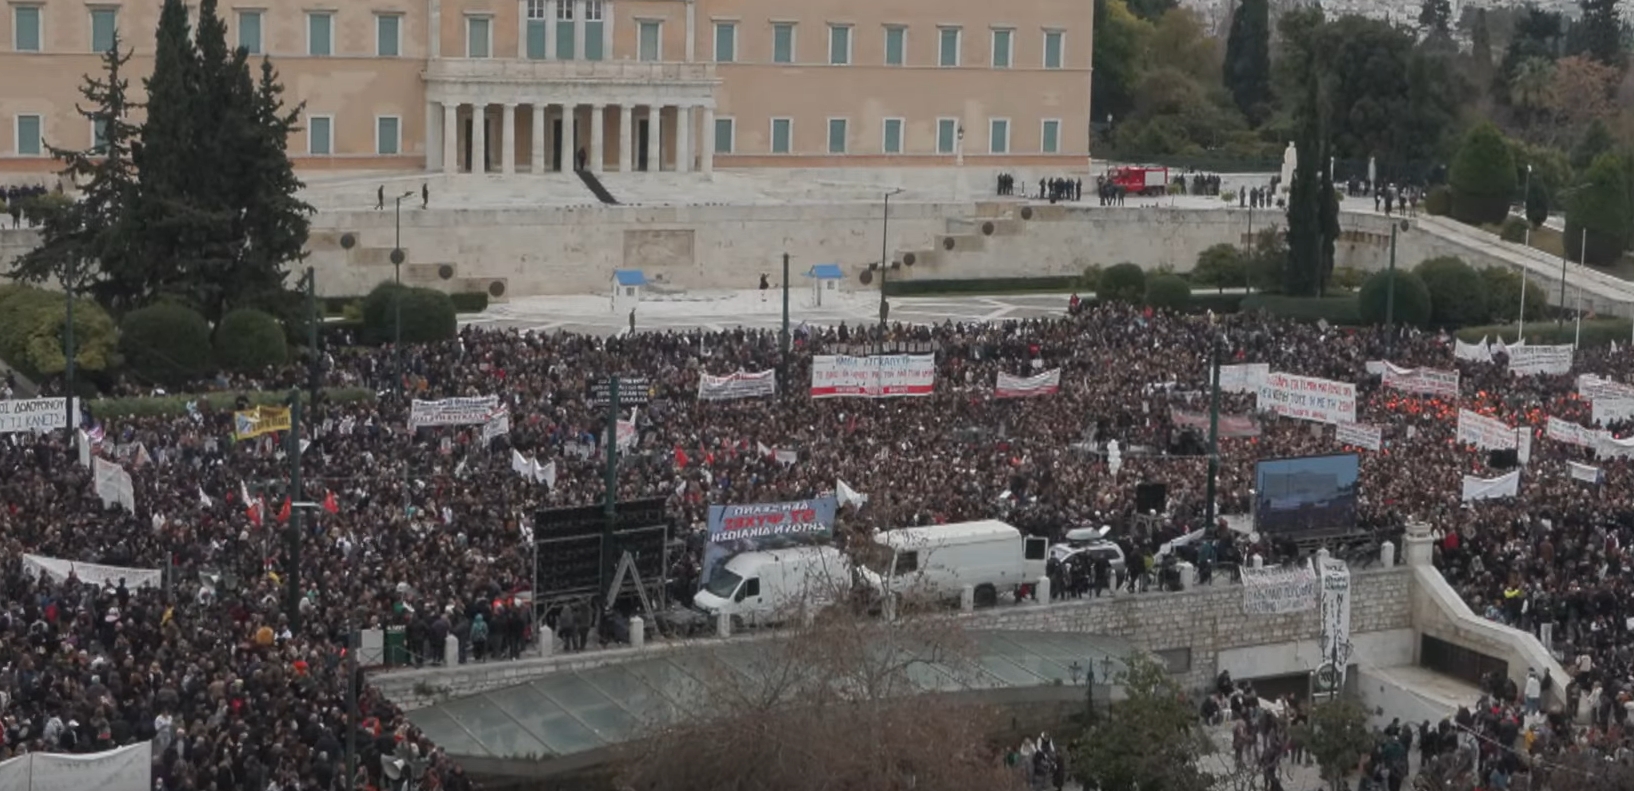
[22,554,162,590]
[1240,563,1318,615]
[1335,421,1382,451]
[1508,344,1574,376]
[21,742,152,791]
[0,397,79,434]
[1547,416,1606,449]
[1455,336,1493,363]
[1461,470,1520,501]
[1381,363,1460,399]
[1597,433,1634,460]
[810,354,936,399]
[481,406,510,443]
[1569,461,1603,485]
[1219,363,1270,394]
[92,457,135,512]
[1577,374,1634,402]
[698,370,777,401]
[1592,397,1634,425]
[995,368,1061,398]
[1516,428,1533,465]
[1317,557,1354,689]
[1456,409,1517,450]
[409,395,501,428]
[1256,372,1356,424]
[1364,361,1387,376]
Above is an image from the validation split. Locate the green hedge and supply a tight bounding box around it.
[1239,293,1362,324]
[0,285,120,380]
[450,292,490,313]
[215,308,290,372]
[362,282,458,344]
[86,387,376,419]
[881,276,1084,296]
[1414,256,1487,328]
[1456,320,1631,349]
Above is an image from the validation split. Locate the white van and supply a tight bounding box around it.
[858,520,1048,608]
[693,546,851,626]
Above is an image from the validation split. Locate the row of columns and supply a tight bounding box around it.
[430,101,715,176]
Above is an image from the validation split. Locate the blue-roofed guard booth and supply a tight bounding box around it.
[611,270,646,314]
[805,264,844,307]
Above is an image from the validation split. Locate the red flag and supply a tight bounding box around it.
[246,498,263,527]
[674,447,689,467]
[275,497,292,524]
[322,491,339,515]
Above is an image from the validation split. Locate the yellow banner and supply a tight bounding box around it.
[234,405,293,440]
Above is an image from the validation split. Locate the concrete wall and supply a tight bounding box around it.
[1409,564,1568,707]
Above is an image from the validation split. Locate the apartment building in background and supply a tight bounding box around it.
[0,0,1092,176]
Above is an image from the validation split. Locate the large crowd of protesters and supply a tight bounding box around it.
[3,299,1634,789]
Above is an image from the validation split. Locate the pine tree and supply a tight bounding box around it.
[133,0,210,304]
[1223,0,1272,125]
[1571,0,1626,70]
[9,30,143,308]
[1318,150,1340,296]
[1470,9,1493,74]
[1417,0,1452,39]
[239,57,315,306]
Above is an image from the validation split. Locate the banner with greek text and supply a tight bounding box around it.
[810,354,936,399]
[1569,462,1603,485]
[1316,557,1354,692]
[698,370,777,401]
[1547,416,1606,449]
[1456,409,1517,450]
[1219,363,1270,394]
[409,395,501,428]
[995,368,1061,398]
[233,405,291,440]
[702,496,840,584]
[1,742,152,791]
[1592,397,1634,425]
[1461,470,1520,501]
[1172,409,1262,438]
[22,554,162,590]
[0,397,79,433]
[1577,374,1634,402]
[1381,363,1460,399]
[1240,562,1318,615]
[1335,421,1382,451]
[1256,372,1356,424]
[481,406,510,443]
[1454,337,1493,363]
[1508,344,1574,376]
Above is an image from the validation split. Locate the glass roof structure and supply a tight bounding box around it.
[408,629,1135,763]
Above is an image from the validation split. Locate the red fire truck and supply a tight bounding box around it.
[1105,165,1171,196]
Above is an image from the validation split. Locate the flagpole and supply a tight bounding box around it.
[600,377,621,604]
[1574,286,1582,349]
[286,389,303,632]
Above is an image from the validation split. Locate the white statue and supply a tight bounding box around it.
[1279,142,1298,194]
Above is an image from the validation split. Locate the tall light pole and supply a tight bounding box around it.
[297,267,320,404]
[1204,335,1222,527]
[1385,218,1409,357]
[286,388,304,631]
[391,190,413,392]
[1518,164,1531,341]
[780,252,790,399]
[876,187,904,355]
[62,256,79,433]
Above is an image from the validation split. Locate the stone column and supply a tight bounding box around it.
[470,104,487,174]
[1404,521,1434,567]
[531,104,546,173]
[500,104,516,174]
[700,106,715,176]
[646,105,662,172]
[561,104,577,170]
[589,104,605,173]
[675,106,691,174]
[426,102,442,171]
[618,105,633,172]
[441,102,459,174]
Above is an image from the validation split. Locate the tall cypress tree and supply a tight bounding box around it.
[1571,0,1626,69]
[1223,0,1272,125]
[134,0,213,305]
[240,57,315,306]
[1417,0,1452,39]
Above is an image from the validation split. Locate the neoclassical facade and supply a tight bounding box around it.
[0,0,1092,176]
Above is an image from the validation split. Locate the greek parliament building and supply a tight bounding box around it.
[0,0,1091,177]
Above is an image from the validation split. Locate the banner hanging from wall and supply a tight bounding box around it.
[995,369,1061,398]
[1315,557,1354,694]
[701,496,839,584]
[810,355,936,399]
[1240,562,1319,615]
[1335,421,1382,451]
[1380,363,1460,398]
[1256,372,1356,424]
[409,395,501,428]
[698,370,778,401]
[0,397,79,434]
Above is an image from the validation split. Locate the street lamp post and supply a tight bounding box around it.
[62,256,79,433]
[876,188,904,355]
[1518,164,1532,341]
[297,267,320,404]
[390,190,413,392]
[780,252,790,399]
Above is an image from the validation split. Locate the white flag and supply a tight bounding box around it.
[199,486,212,507]
[537,460,557,489]
[511,448,530,476]
[836,479,869,508]
[757,441,774,458]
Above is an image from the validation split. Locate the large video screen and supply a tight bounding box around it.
[1253,453,1359,534]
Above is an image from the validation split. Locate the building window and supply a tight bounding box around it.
[526,0,547,58]
[91,118,108,153]
[584,0,604,60]
[828,25,851,65]
[15,115,42,156]
[377,116,400,155]
[237,11,262,54]
[991,28,1012,68]
[308,115,332,155]
[827,118,847,154]
[554,0,574,59]
[377,14,401,57]
[770,117,791,154]
[938,27,960,67]
[714,22,735,62]
[936,118,957,154]
[308,12,333,56]
[772,22,794,64]
[882,118,902,154]
[1043,30,1063,69]
[989,118,1009,154]
[638,21,660,61]
[90,7,118,53]
[13,5,41,52]
[468,15,492,58]
[883,26,904,66]
[1041,119,1060,153]
[714,117,734,154]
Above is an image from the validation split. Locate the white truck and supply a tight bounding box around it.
[693,546,852,626]
[857,520,1048,608]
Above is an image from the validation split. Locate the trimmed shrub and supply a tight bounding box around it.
[1423,186,1452,217]
[87,387,375,419]
[1239,294,1361,324]
[214,308,290,372]
[0,286,119,379]
[1564,152,1632,267]
[1191,244,1246,290]
[1414,256,1488,328]
[1448,122,1517,225]
[1144,274,1191,311]
[1357,269,1431,328]
[120,303,214,388]
[1499,217,1529,243]
[1479,267,1546,324]
[1096,263,1147,304]
[449,292,490,313]
[362,282,457,344]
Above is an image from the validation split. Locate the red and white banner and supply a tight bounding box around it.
[1256,371,1356,424]
[698,369,777,401]
[810,354,936,399]
[995,369,1061,398]
[1381,363,1459,399]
